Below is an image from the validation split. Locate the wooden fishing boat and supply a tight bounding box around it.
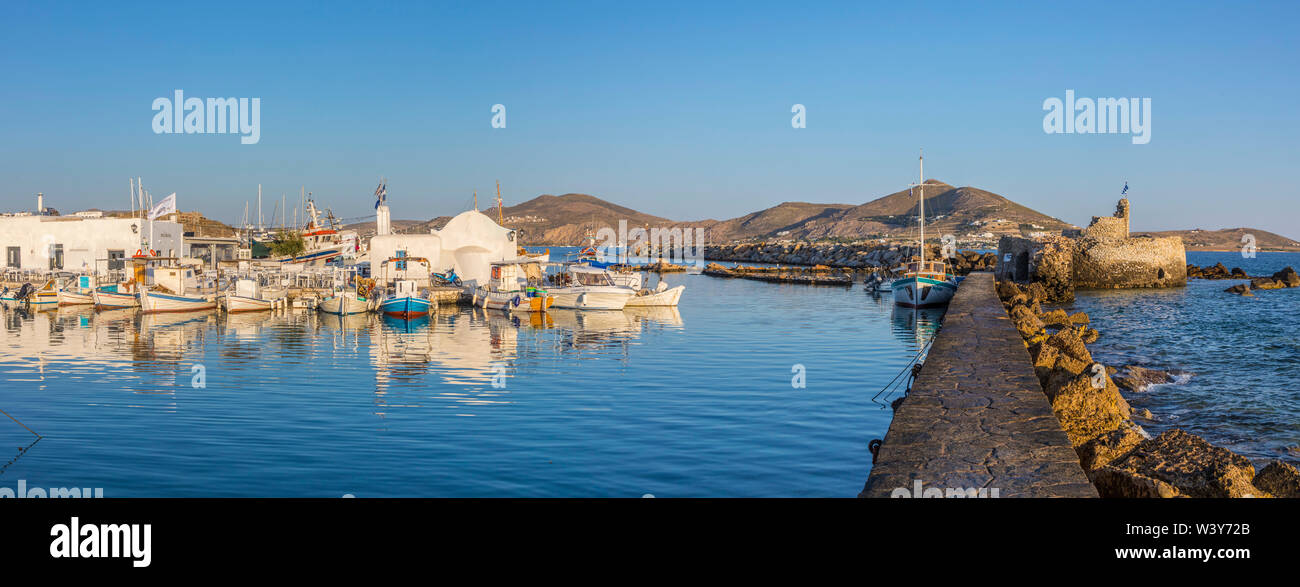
[893,152,959,309]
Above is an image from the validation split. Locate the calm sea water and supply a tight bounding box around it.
[1059,251,1300,463]
[0,248,940,497]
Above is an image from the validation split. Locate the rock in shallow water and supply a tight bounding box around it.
[1114,365,1175,392]
[1224,283,1253,296]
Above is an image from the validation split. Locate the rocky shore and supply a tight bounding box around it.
[997,280,1299,497]
[703,243,997,274]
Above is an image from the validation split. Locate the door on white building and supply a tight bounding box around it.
[49,244,64,270]
[5,246,18,269]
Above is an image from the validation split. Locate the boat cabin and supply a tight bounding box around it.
[903,259,949,279]
[486,261,545,293]
[552,264,617,287]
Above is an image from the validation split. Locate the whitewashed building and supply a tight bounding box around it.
[367,209,518,286]
[0,215,183,274]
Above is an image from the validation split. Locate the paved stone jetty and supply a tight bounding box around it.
[860,272,1097,498]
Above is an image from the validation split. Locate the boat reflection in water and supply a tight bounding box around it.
[891,305,945,351]
[2,301,688,420]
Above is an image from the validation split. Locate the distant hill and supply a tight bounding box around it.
[1132,227,1300,251]
[403,193,675,245]
[694,179,1073,243]
[358,184,1296,248]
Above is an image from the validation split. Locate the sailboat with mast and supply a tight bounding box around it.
[892,152,959,308]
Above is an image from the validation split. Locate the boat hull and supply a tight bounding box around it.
[92,289,140,309]
[318,294,369,315]
[625,285,685,307]
[892,276,957,308]
[378,296,432,319]
[140,290,217,314]
[58,290,95,305]
[477,289,553,313]
[224,295,273,313]
[547,287,634,310]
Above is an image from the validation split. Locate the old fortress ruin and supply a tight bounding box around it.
[995,197,1187,301]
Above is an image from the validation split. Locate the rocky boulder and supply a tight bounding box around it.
[1098,429,1260,498]
[1252,460,1300,498]
[1224,284,1253,296]
[1272,266,1300,287]
[1113,365,1175,392]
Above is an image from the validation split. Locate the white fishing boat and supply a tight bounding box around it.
[272,197,358,265]
[92,282,141,309]
[893,152,959,309]
[140,288,218,313]
[625,282,686,307]
[474,260,554,313]
[223,279,275,313]
[139,265,216,314]
[57,275,96,305]
[546,264,636,310]
[318,267,370,315]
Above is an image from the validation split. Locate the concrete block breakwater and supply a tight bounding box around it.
[704,243,996,272]
[860,273,1098,498]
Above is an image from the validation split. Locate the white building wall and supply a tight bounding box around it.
[0,216,183,273]
[368,233,443,285]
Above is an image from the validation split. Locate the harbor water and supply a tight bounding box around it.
[0,248,938,497]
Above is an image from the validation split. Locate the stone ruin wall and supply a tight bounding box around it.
[1072,236,1186,289]
[995,197,1185,297]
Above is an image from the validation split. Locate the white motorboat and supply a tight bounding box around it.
[546,264,636,310]
[624,281,685,307]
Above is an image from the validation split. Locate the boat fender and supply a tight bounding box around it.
[511,295,521,307]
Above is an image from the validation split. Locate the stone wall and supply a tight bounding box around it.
[1073,236,1186,289]
[995,235,1075,301]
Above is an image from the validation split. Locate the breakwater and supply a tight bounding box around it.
[702,263,853,285]
[704,243,996,273]
[860,273,1097,497]
[998,279,1300,497]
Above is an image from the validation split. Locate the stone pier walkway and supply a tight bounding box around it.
[860,272,1096,498]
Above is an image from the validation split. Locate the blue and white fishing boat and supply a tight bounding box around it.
[376,280,433,319]
[374,256,434,319]
[893,152,959,309]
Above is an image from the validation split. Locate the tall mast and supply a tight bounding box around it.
[496,180,504,225]
[918,150,925,268]
[258,184,263,232]
[473,190,478,211]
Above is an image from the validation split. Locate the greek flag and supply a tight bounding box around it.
[374,181,387,209]
[1121,182,1129,196]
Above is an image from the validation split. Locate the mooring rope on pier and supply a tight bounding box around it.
[870,332,938,408]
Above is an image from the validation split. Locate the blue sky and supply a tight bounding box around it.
[1,1,1297,235]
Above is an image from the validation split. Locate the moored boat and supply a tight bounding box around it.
[625,283,685,307]
[223,279,275,313]
[92,284,141,309]
[318,267,371,315]
[546,264,635,310]
[474,260,553,313]
[892,151,959,309]
[57,275,97,306]
[376,280,434,319]
[140,288,218,313]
